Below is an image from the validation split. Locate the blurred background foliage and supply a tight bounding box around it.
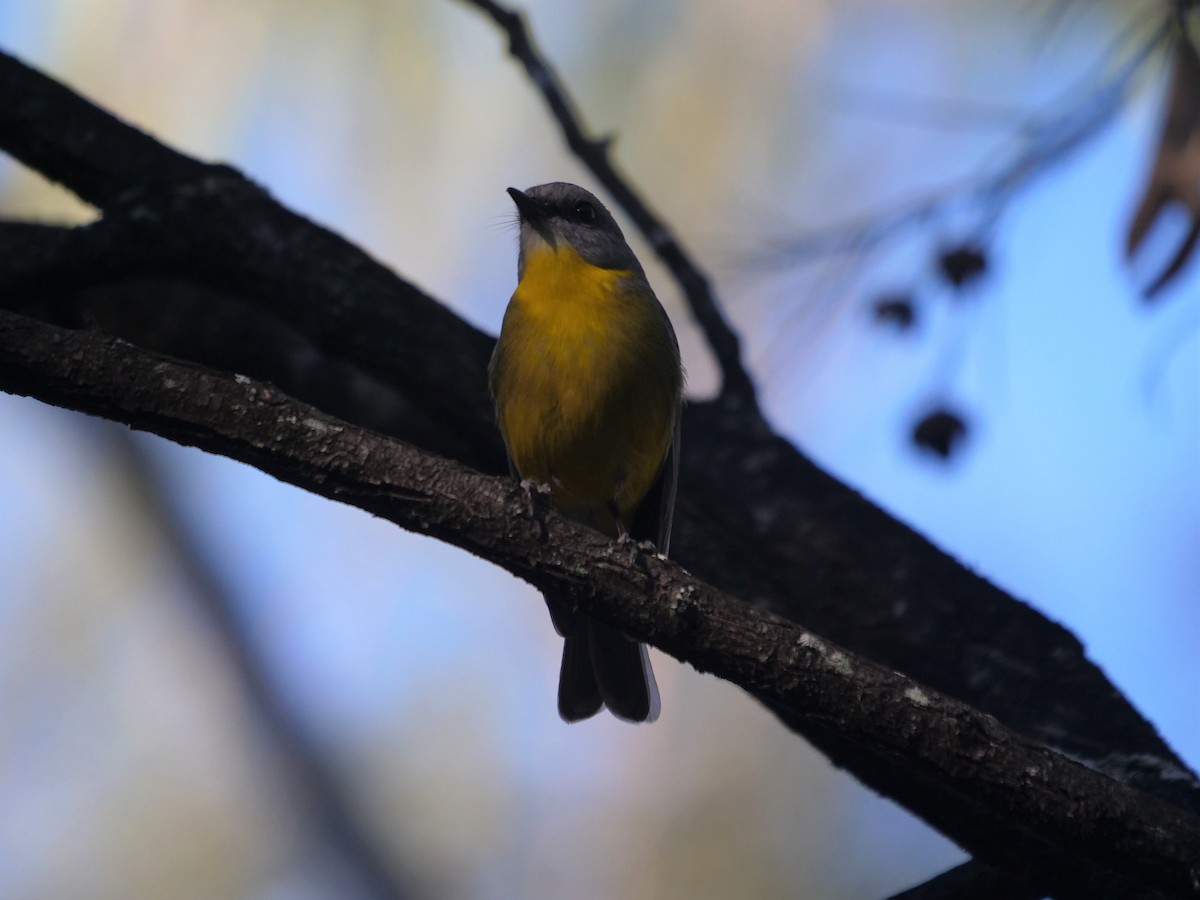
[0,1,1196,898]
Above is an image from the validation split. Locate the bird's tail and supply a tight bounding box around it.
[557,620,659,724]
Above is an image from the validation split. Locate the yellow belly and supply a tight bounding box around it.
[490,246,680,536]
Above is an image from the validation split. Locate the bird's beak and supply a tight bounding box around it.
[507,187,556,247]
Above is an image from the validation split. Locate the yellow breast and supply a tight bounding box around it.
[489,244,680,536]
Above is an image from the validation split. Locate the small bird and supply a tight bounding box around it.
[489,182,683,723]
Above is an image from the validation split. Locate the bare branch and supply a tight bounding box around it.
[455,0,758,409]
[1,307,1198,898]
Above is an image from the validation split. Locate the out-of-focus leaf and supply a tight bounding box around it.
[937,244,989,290]
[912,408,969,459]
[871,293,918,330]
[1126,35,1200,298]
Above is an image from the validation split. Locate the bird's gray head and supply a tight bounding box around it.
[508,182,643,277]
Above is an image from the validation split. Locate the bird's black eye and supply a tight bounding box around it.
[572,201,597,225]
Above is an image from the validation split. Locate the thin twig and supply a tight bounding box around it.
[766,11,1173,265]
[456,0,758,410]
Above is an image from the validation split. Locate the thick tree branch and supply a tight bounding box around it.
[7,195,1195,812]
[887,861,1042,900]
[2,45,1199,897]
[1,307,1199,898]
[0,52,499,472]
[454,0,758,409]
[0,51,204,209]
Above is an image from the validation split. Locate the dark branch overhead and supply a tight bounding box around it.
[887,861,1042,900]
[0,49,206,208]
